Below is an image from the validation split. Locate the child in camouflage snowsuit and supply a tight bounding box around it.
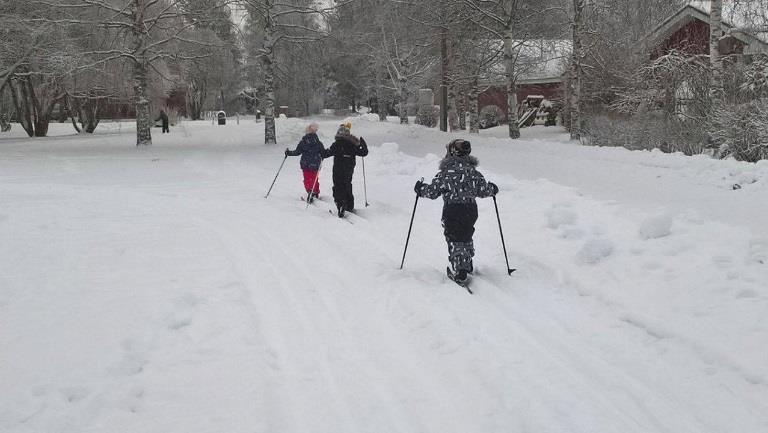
[414,138,498,283]
[286,122,325,202]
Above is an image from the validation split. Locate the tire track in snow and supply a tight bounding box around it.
[201,214,424,433]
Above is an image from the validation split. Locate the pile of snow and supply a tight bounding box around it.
[638,213,674,239]
[356,113,381,122]
[576,238,615,264]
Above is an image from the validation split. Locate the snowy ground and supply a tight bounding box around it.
[1,116,767,433]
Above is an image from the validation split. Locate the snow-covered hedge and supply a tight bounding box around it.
[479,105,503,129]
[710,99,768,162]
[583,112,708,156]
[415,105,439,128]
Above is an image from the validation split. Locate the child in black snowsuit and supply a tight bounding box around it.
[414,139,498,283]
[285,122,325,202]
[322,123,369,217]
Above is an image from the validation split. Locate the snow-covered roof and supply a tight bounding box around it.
[645,2,768,55]
[482,39,570,86]
[516,39,570,82]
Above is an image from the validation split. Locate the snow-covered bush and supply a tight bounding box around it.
[594,50,711,155]
[479,105,503,129]
[710,99,768,162]
[0,113,10,132]
[583,112,708,155]
[741,55,768,98]
[415,105,439,127]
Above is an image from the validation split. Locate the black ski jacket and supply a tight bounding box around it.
[322,135,368,175]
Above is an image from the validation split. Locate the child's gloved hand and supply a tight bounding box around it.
[488,182,499,196]
[284,148,290,156]
[414,180,424,195]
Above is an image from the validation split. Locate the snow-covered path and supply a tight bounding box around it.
[1,118,767,433]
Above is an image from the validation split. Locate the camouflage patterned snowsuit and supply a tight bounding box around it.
[416,155,495,273]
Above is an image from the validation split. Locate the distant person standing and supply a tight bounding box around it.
[322,123,368,217]
[156,109,170,133]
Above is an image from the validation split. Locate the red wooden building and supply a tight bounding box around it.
[478,3,768,124]
[644,3,768,60]
[478,40,569,123]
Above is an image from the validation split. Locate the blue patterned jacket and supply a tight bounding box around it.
[287,133,325,170]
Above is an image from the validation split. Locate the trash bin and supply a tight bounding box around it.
[217,111,226,125]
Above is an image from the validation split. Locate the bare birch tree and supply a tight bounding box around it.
[568,0,585,140]
[710,0,724,101]
[26,0,233,145]
[448,0,553,139]
[242,0,339,144]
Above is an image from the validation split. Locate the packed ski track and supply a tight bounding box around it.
[1,117,767,433]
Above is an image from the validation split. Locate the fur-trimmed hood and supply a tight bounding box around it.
[334,134,360,145]
[439,155,478,170]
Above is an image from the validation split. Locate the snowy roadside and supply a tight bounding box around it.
[1,118,766,433]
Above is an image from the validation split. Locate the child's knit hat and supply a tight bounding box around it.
[336,122,352,136]
[447,139,471,157]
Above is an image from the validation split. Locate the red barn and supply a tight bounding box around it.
[478,3,768,125]
[644,3,768,60]
[477,39,569,123]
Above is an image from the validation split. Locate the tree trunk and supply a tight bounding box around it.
[398,78,408,124]
[82,96,100,133]
[569,0,585,140]
[439,28,449,132]
[709,0,724,102]
[457,87,466,131]
[262,14,277,145]
[133,60,152,146]
[468,81,479,134]
[263,55,277,144]
[9,75,57,137]
[447,83,459,131]
[11,78,35,137]
[187,80,205,121]
[131,0,152,146]
[503,27,520,139]
[377,97,387,121]
[375,66,387,121]
[64,94,83,133]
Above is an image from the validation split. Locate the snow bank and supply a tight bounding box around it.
[1,118,767,433]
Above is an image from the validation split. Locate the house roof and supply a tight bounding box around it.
[644,3,768,55]
[516,39,570,81]
[482,39,570,87]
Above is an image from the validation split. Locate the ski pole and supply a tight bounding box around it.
[399,178,423,270]
[265,154,288,198]
[305,160,322,210]
[362,156,369,207]
[492,195,516,275]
